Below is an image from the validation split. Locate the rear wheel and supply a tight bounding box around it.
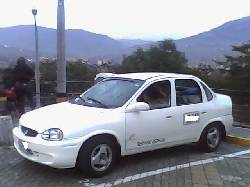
[77,135,119,178]
[199,124,221,152]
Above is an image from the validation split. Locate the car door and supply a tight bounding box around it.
[125,80,178,151]
[172,78,208,141]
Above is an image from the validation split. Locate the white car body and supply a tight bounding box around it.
[13,73,233,168]
[94,72,116,84]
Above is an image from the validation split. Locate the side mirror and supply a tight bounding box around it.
[125,102,150,113]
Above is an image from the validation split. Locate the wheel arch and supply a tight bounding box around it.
[75,131,122,177]
[78,130,122,155]
[200,120,226,140]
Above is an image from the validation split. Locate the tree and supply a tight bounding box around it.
[159,40,177,52]
[40,61,57,81]
[215,41,250,90]
[121,40,187,73]
[224,42,250,75]
[122,48,147,72]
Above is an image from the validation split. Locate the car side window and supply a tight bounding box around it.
[175,79,202,106]
[137,80,171,110]
[200,82,213,101]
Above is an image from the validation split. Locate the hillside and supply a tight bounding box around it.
[0,25,129,59]
[0,44,33,67]
[175,16,250,64]
[1,16,250,65]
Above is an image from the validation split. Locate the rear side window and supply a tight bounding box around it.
[200,82,213,101]
[175,79,202,106]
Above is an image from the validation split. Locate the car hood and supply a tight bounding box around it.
[19,102,115,134]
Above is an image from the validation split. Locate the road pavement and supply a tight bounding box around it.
[0,141,250,187]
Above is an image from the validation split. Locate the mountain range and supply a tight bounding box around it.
[0,26,129,59]
[175,16,250,65]
[1,16,250,65]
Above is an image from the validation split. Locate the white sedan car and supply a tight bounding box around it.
[13,73,233,177]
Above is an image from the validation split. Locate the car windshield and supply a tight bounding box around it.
[73,78,144,108]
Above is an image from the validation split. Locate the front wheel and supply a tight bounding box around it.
[77,136,119,178]
[199,124,221,152]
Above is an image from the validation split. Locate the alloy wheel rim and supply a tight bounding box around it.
[207,127,220,149]
[91,144,112,172]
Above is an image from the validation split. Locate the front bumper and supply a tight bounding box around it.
[13,127,83,168]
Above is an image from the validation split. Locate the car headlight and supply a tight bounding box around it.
[41,128,63,141]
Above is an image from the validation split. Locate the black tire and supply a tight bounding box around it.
[199,124,222,152]
[76,135,119,178]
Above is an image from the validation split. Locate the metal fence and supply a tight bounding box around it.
[1,80,250,124]
[212,88,250,124]
[37,80,93,105]
[39,82,250,124]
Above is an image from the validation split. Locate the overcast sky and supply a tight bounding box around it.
[0,0,250,40]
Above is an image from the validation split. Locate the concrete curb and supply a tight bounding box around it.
[225,135,250,146]
[233,121,250,129]
[0,115,14,146]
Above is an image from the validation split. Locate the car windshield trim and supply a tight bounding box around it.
[96,77,144,83]
[76,78,145,109]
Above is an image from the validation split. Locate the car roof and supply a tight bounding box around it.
[113,72,196,81]
[95,73,115,79]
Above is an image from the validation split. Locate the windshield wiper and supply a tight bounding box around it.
[69,96,85,104]
[87,97,108,108]
[78,96,85,102]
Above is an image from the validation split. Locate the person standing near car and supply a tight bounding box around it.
[13,57,35,115]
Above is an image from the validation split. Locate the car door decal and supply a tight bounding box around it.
[183,111,200,125]
[137,138,165,146]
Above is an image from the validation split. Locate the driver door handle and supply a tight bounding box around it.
[166,116,172,119]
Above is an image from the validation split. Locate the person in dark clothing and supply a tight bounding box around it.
[13,57,35,115]
[2,68,15,89]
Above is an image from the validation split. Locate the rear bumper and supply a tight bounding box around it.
[223,114,234,133]
[13,127,83,168]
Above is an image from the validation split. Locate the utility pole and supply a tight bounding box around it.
[32,9,41,107]
[56,0,67,102]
